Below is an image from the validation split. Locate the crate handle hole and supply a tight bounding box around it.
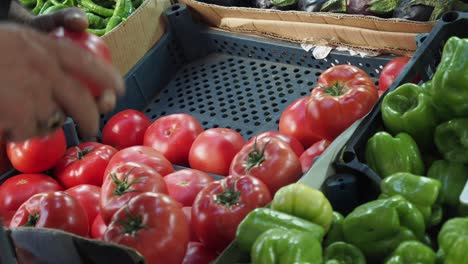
[442,11,459,23]
[341,151,356,164]
[171,4,181,11]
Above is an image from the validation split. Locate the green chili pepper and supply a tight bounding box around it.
[86,12,107,29]
[132,0,143,8]
[80,0,115,17]
[31,0,44,15]
[324,242,366,264]
[38,0,54,15]
[86,28,107,36]
[50,0,75,6]
[19,0,37,8]
[41,3,67,15]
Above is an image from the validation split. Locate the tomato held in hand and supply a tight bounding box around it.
[182,206,198,242]
[248,131,305,158]
[192,175,271,252]
[189,128,246,176]
[143,114,203,166]
[6,128,67,173]
[299,139,331,173]
[49,27,112,97]
[104,192,189,264]
[100,163,168,224]
[91,214,107,240]
[279,97,322,149]
[55,142,117,188]
[230,137,302,194]
[164,169,214,207]
[104,146,174,179]
[65,184,101,230]
[306,65,378,141]
[182,242,218,264]
[101,110,152,150]
[0,174,63,224]
[10,191,88,237]
[379,57,420,94]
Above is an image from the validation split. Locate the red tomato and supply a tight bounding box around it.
[101,110,152,150]
[91,214,107,240]
[10,191,88,237]
[6,129,67,173]
[230,137,302,194]
[182,242,218,264]
[55,142,117,188]
[104,146,174,179]
[104,192,189,264]
[182,206,198,242]
[248,131,304,158]
[100,163,168,224]
[299,139,331,173]
[0,174,63,224]
[65,184,101,230]
[306,65,378,141]
[50,27,112,97]
[143,114,203,166]
[279,97,322,148]
[192,175,271,252]
[379,57,420,94]
[189,128,246,176]
[164,169,214,206]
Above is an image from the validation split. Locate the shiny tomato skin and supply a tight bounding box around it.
[49,27,112,97]
[230,137,302,194]
[248,131,305,158]
[100,163,168,224]
[189,128,246,176]
[55,142,117,188]
[102,110,152,150]
[182,206,198,242]
[192,175,271,252]
[143,114,203,166]
[6,129,67,173]
[164,169,214,207]
[299,139,331,173]
[379,57,420,94]
[182,242,218,264]
[10,191,88,237]
[279,97,322,149]
[306,65,378,141]
[104,192,190,264]
[65,184,101,230]
[91,214,107,240]
[104,146,174,179]
[0,174,63,224]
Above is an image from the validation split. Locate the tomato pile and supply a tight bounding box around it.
[0,58,412,264]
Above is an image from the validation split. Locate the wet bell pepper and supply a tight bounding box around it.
[342,195,425,261]
[251,228,322,264]
[324,212,345,247]
[379,172,442,225]
[235,208,325,253]
[384,240,436,264]
[434,118,468,164]
[324,242,366,264]
[381,83,438,150]
[365,132,425,178]
[430,36,468,119]
[270,183,333,232]
[437,217,468,264]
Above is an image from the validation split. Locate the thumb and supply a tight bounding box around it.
[33,7,88,32]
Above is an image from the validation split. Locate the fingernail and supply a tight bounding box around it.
[100,89,117,113]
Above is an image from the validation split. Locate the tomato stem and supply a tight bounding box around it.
[246,138,269,171]
[111,167,143,196]
[322,83,345,96]
[23,213,40,227]
[120,208,146,236]
[216,180,240,208]
[78,147,93,159]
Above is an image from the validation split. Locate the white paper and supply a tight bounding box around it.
[301,43,315,52]
[460,180,468,206]
[312,46,333,60]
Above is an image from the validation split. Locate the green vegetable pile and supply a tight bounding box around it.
[20,0,142,36]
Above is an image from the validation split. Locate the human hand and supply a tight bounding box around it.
[0,23,124,142]
[30,7,89,33]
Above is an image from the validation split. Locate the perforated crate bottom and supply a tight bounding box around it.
[141,53,379,139]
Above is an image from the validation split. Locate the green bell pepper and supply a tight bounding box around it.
[379,172,441,225]
[381,83,438,150]
[427,160,468,210]
[270,183,333,232]
[251,228,322,264]
[430,36,468,119]
[365,132,425,178]
[342,195,425,261]
[324,212,345,247]
[384,240,436,264]
[324,242,366,264]
[434,118,468,164]
[235,208,325,253]
[438,217,468,264]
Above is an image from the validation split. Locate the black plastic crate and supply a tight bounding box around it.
[332,11,468,206]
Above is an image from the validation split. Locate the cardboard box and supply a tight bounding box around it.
[180,0,436,56]
[102,0,172,75]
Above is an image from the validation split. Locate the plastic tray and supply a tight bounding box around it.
[332,11,468,207]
